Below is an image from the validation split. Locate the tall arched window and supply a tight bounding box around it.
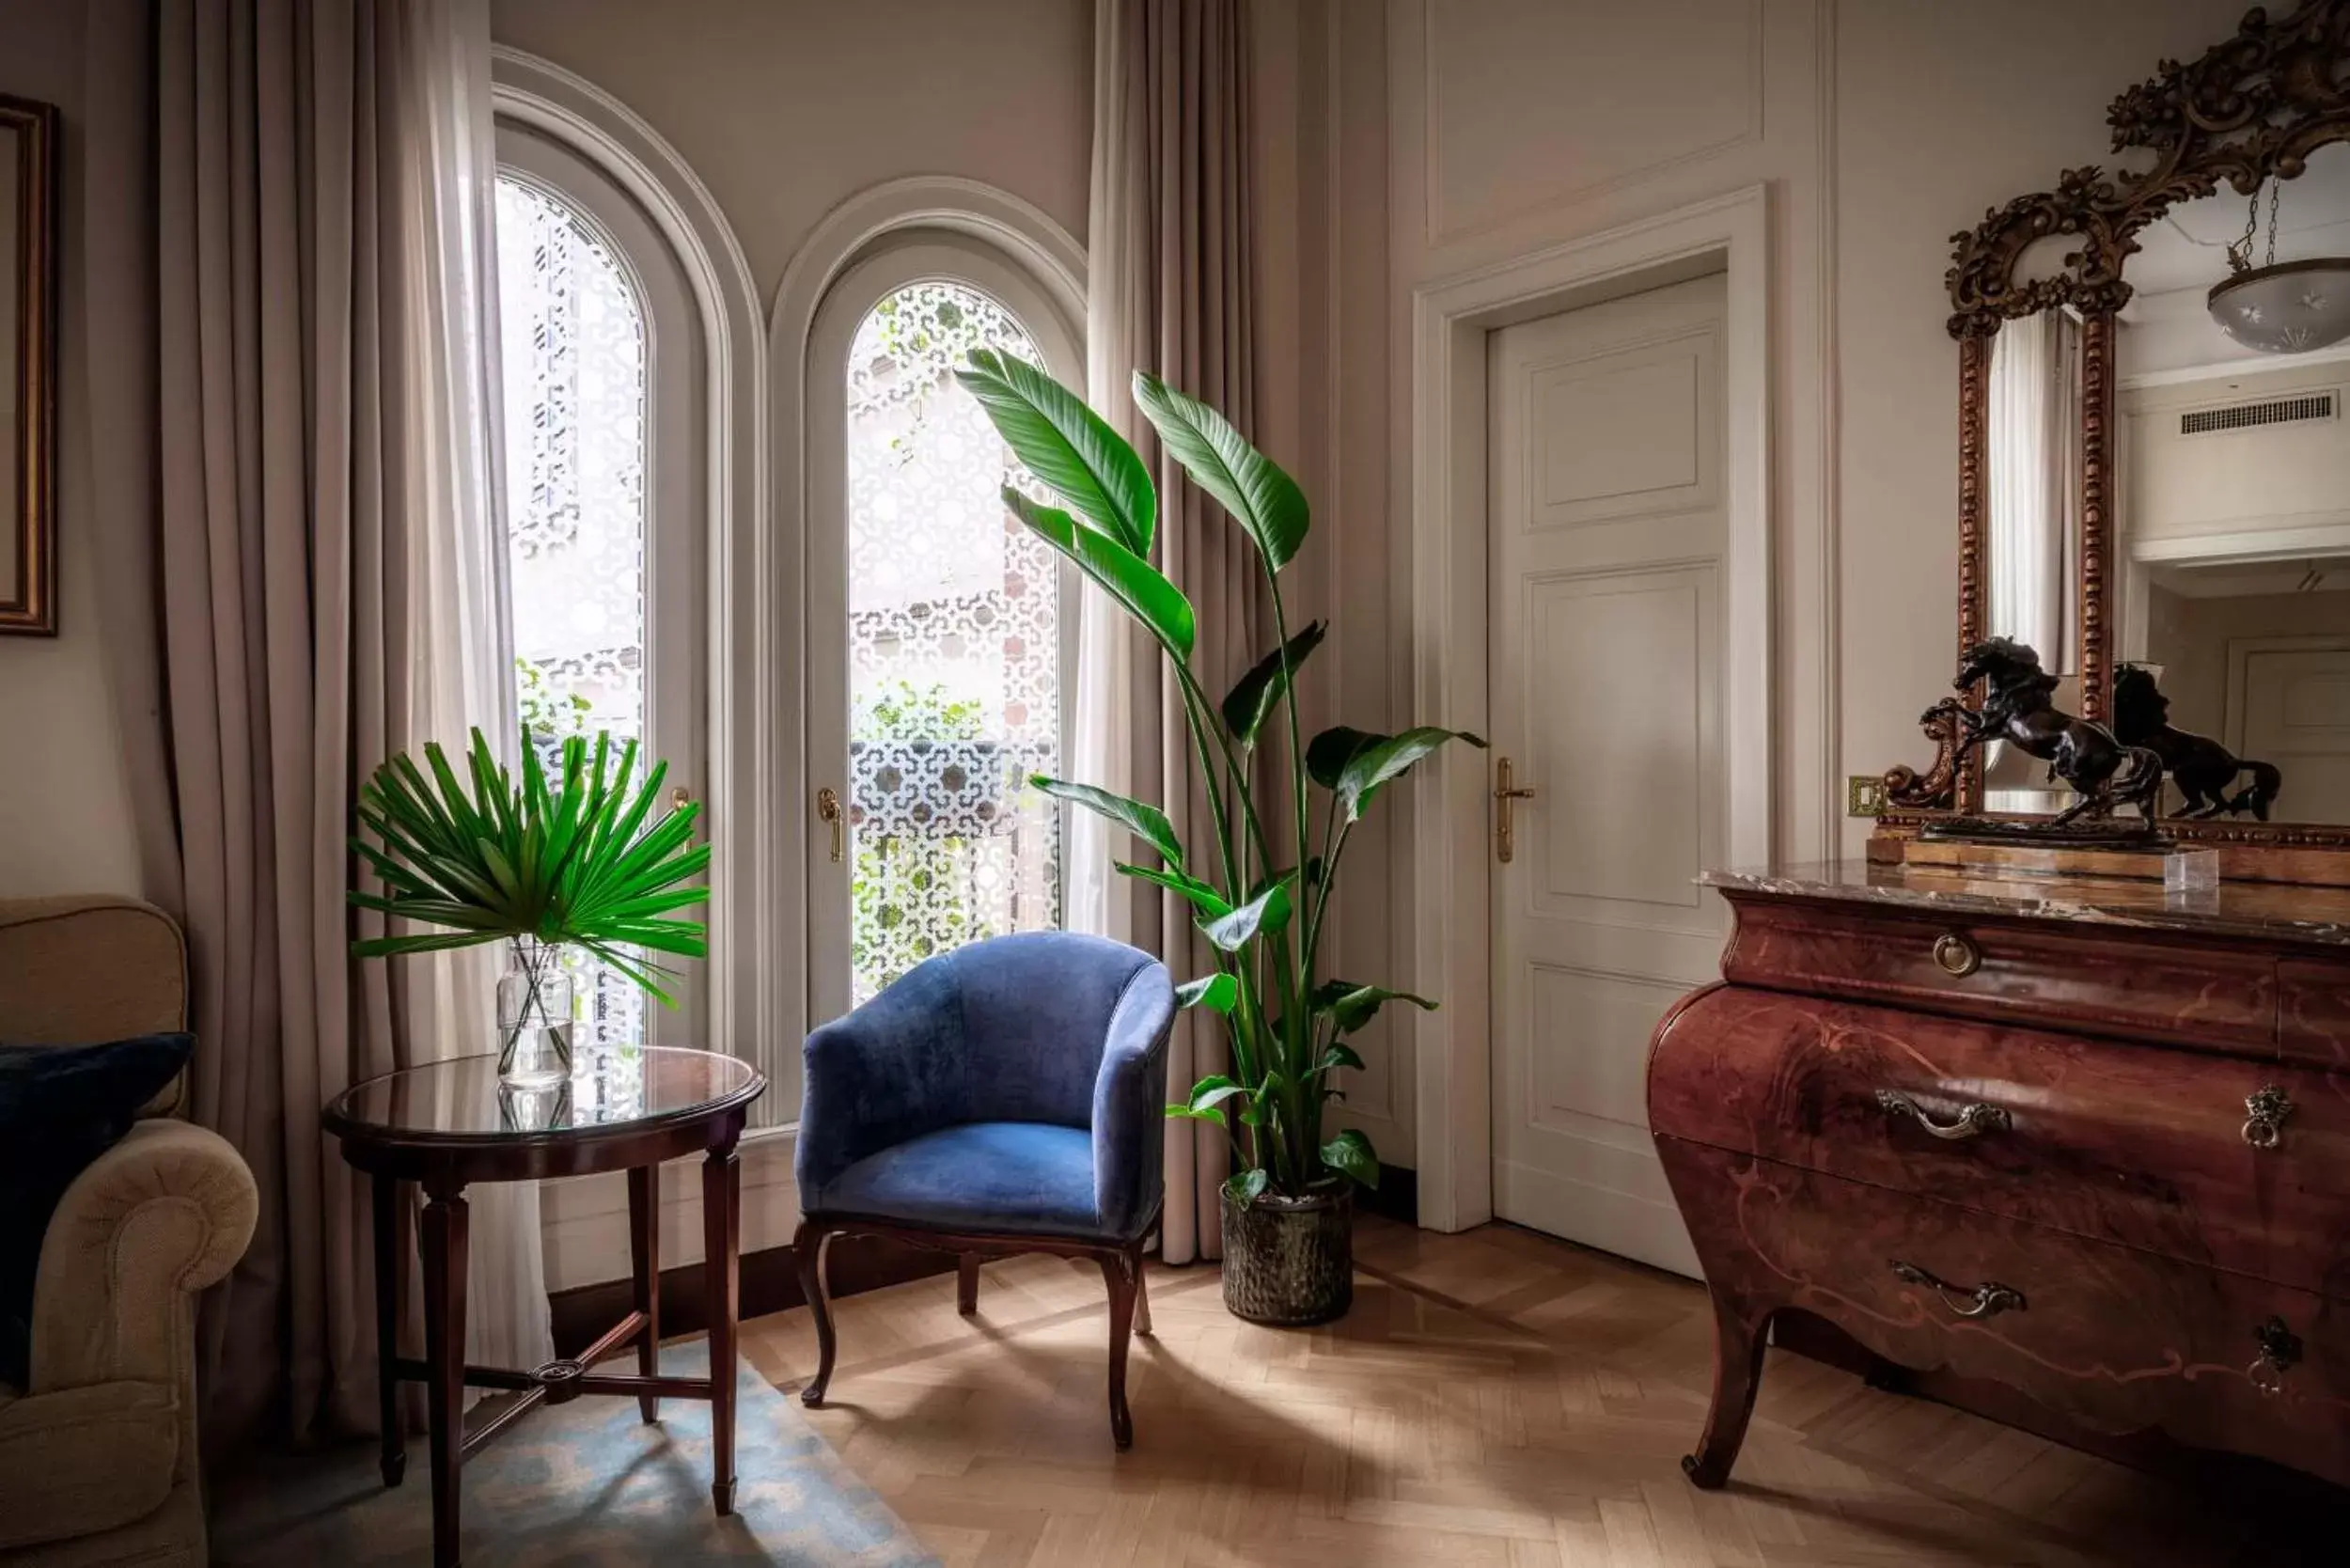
[493,120,709,1054]
[845,283,1062,1002]
[807,245,1083,1018]
[495,172,649,1051]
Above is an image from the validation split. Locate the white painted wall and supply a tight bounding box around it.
[487,0,1093,307]
[0,0,173,903]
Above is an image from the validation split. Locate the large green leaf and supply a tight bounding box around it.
[1133,372,1309,571]
[1033,776,1183,868]
[1176,973,1241,1013]
[1320,1128,1380,1190]
[1199,881,1293,952]
[955,349,1155,556]
[1220,620,1326,746]
[1305,725,1382,791]
[1117,861,1231,919]
[1309,980,1440,1035]
[1004,489,1196,662]
[1336,726,1488,822]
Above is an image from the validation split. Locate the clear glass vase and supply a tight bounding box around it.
[496,935,575,1090]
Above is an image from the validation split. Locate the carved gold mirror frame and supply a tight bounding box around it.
[1882,0,2350,852]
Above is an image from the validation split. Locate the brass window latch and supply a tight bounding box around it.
[1494,756,1536,864]
[816,786,844,863]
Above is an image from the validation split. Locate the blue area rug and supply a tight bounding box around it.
[213,1344,935,1566]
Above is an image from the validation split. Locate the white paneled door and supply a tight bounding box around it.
[1486,274,1730,1278]
[2234,641,2350,823]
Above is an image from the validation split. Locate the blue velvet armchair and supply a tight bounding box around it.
[792,932,1177,1447]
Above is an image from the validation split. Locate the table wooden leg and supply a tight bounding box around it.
[372,1174,406,1487]
[702,1146,741,1515]
[628,1164,661,1421]
[420,1183,470,1568]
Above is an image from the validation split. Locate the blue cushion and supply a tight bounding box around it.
[0,1033,196,1388]
[811,1121,1113,1240]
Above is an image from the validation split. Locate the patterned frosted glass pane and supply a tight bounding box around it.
[847,281,1063,1003]
[495,174,648,1052]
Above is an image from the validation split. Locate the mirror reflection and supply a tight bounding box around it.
[2113,141,2350,826]
[1982,305,2086,813]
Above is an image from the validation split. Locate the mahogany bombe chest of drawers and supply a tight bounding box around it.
[1648,862,2350,1492]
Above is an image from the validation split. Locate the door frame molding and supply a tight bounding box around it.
[1406,182,1774,1232]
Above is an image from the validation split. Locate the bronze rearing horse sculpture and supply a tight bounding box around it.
[1944,637,2165,827]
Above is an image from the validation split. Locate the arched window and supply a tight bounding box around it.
[495,172,649,1051]
[493,121,709,1054]
[844,282,1062,1002]
[807,243,1084,1019]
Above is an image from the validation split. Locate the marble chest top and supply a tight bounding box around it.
[1702,860,2350,949]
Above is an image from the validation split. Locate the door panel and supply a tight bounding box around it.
[1489,274,1729,1278]
[2237,644,2350,822]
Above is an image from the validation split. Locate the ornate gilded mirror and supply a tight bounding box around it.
[1887,0,2350,853]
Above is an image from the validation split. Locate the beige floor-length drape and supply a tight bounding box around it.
[157,0,550,1450]
[1083,0,1269,1265]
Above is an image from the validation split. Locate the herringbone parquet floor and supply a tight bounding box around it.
[740,1216,2334,1567]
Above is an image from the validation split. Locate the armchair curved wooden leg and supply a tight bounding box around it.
[1682,1289,1771,1490]
[792,1219,838,1408]
[1099,1247,1141,1450]
[1132,1264,1152,1338]
[957,1253,981,1315]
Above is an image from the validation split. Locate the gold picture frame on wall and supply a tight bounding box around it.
[1,92,57,636]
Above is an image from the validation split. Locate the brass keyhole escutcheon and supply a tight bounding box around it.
[1932,933,1982,977]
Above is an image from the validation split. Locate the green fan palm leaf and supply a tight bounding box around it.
[348,727,712,1014]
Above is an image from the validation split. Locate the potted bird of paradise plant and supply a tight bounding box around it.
[348,729,711,1089]
[957,350,1482,1324]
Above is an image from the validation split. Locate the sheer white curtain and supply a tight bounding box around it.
[1985,310,2083,670]
[158,0,546,1449]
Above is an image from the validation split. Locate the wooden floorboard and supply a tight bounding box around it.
[739,1214,2338,1567]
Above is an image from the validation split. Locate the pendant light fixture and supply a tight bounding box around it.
[2206,177,2350,353]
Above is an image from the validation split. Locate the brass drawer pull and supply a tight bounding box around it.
[2249,1315,2303,1397]
[1875,1089,2010,1141]
[2242,1084,2294,1150]
[1931,933,1982,977]
[1890,1260,2026,1320]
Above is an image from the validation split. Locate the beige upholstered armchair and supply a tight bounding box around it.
[0,898,258,1567]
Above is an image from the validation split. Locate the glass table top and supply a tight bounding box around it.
[324,1046,763,1143]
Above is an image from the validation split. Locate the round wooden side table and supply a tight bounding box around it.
[323,1046,765,1568]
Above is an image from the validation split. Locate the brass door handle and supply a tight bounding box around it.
[816,786,844,863]
[1494,756,1536,864]
[1889,1260,2026,1320]
[1875,1089,2010,1140]
[2243,1084,2293,1149]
